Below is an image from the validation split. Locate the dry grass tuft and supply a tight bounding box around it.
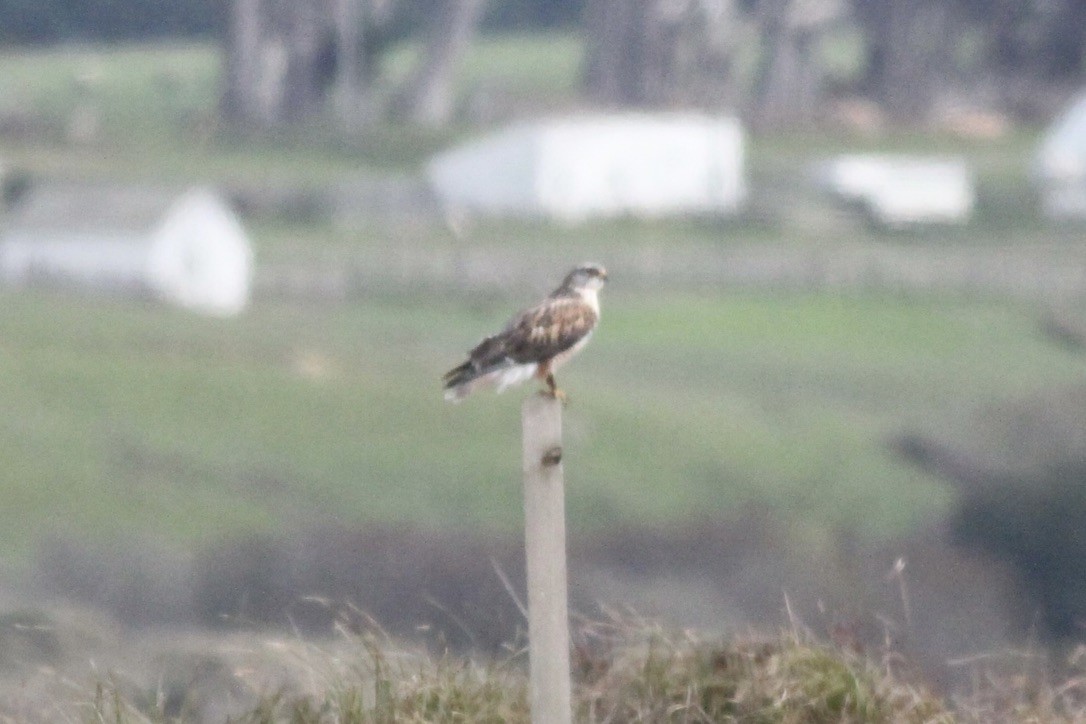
[573,612,950,723]
[946,646,1086,724]
[59,612,1086,723]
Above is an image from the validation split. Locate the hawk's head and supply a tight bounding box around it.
[563,263,608,292]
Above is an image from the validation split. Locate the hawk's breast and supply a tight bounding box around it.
[549,329,593,370]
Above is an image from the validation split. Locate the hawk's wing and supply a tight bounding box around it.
[491,295,597,366]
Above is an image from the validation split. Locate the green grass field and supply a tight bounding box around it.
[0,284,1080,559]
[0,37,1079,563]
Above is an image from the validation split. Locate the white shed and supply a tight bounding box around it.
[426,113,746,222]
[812,154,975,227]
[1033,92,1086,219]
[1,184,253,316]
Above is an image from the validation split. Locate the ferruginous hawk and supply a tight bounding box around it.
[443,263,607,402]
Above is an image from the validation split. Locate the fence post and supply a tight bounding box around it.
[521,393,572,724]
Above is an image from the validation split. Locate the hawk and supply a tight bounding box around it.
[443,263,608,402]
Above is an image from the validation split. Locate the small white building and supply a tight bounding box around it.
[426,113,746,222]
[1033,93,1086,220]
[1,184,253,316]
[812,154,975,228]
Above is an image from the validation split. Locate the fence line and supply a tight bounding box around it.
[256,244,1086,304]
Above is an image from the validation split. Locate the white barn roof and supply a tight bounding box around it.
[813,154,975,227]
[1,184,253,316]
[426,113,746,222]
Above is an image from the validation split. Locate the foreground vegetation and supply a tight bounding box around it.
[12,612,1075,723]
[88,632,947,722]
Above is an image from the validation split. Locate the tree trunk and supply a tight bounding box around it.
[220,0,328,129]
[392,0,488,127]
[222,0,386,131]
[582,0,651,105]
[280,3,330,124]
[857,0,958,122]
[582,0,745,109]
[751,20,820,128]
[333,0,367,129]
[221,0,265,125]
[1014,0,1086,80]
[978,0,1086,118]
[750,0,841,129]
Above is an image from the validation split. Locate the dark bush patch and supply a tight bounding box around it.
[896,384,1086,642]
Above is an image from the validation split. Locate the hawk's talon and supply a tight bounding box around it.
[537,388,569,406]
[543,373,569,405]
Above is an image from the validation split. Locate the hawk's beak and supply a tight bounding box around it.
[600,269,609,281]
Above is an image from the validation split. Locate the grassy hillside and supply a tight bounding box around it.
[0,285,1080,559]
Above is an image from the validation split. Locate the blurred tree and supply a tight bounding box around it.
[0,0,69,42]
[582,0,749,109]
[221,0,358,127]
[853,0,962,121]
[975,0,1086,81]
[967,0,1086,118]
[482,0,582,30]
[0,0,222,43]
[8,0,1086,126]
[221,0,488,130]
[582,0,848,127]
[580,0,1086,127]
[390,0,489,126]
[850,0,1086,123]
[749,0,845,128]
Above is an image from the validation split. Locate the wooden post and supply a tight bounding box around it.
[521,394,572,724]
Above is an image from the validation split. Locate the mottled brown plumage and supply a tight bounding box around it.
[443,264,607,402]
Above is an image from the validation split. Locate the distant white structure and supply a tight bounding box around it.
[1034,93,1086,220]
[0,184,253,316]
[813,154,975,227]
[426,114,746,222]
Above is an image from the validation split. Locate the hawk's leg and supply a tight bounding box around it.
[543,373,568,405]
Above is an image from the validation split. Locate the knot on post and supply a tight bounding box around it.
[541,445,563,467]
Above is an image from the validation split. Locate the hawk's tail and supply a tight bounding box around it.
[442,361,478,402]
[443,358,536,402]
